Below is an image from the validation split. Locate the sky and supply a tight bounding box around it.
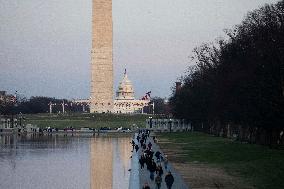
[0,0,280,100]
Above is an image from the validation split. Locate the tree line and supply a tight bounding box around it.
[0,96,88,115]
[1,95,168,115]
[170,1,284,147]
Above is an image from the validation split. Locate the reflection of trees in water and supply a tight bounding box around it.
[0,134,91,161]
[1,133,91,146]
[0,134,132,188]
[0,134,92,189]
[0,135,18,171]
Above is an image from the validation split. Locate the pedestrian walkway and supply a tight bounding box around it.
[130,132,189,189]
[129,134,140,189]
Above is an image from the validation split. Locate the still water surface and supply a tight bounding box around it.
[0,134,132,189]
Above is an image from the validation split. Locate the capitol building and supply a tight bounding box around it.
[75,70,150,114]
[113,70,150,114]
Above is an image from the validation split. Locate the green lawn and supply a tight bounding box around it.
[157,132,284,189]
[23,113,150,129]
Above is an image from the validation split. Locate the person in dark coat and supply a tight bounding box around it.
[148,142,152,149]
[148,149,154,159]
[155,174,162,189]
[156,164,164,176]
[142,182,150,189]
[148,159,157,180]
[164,155,168,170]
[155,151,161,162]
[165,171,174,189]
[139,154,145,169]
[146,156,152,171]
[135,144,139,152]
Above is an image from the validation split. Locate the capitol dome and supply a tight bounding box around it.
[116,70,135,100]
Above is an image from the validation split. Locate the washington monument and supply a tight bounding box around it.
[90,0,113,113]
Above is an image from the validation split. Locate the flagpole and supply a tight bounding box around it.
[83,104,85,112]
[62,100,65,114]
[152,101,155,115]
[49,102,52,114]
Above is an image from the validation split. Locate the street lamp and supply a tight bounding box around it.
[11,91,18,129]
[149,116,153,129]
[169,118,172,132]
[152,101,155,115]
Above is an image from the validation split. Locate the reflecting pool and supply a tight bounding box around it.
[0,133,132,189]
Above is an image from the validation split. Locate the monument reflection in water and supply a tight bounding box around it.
[0,134,132,189]
[90,136,132,189]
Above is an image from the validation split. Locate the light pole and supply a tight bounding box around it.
[169,119,172,132]
[149,116,153,129]
[82,103,86,112]
[152,101,155,115]
[48,101,53,114]
[11,91,18,129]
[61,100,65,114]
[19,112,22,127]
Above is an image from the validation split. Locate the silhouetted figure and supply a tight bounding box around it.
[135,144,139,152]
[139,154,145,169]
[137,135,140,141]
[156,164,164,176]
[148,142,152,149]
[155,174,162,189]
[165,171,174,189]
[155,151,161,162]
[142,182,150,189]
[164,155,168,170]
[148,159,157,180]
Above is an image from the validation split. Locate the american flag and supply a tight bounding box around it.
[141,91,151,100]
[10,95,16,103]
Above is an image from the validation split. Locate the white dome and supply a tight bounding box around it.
[116,70,135,100]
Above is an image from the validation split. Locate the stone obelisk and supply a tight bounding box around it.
[90,0,113,113]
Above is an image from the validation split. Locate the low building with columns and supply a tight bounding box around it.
[146,118,192,132]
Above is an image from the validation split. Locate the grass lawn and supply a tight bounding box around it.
[23,113,150,129]
[157,132,284,189]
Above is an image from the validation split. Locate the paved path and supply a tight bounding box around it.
[129,135,140,189]
[129,132,189,189]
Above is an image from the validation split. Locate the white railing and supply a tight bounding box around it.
[145,118,192,132]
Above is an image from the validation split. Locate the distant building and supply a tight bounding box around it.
[0,91,16,105]
[113,70,150,114]
[0,115,18,132]
[75,70,150,114]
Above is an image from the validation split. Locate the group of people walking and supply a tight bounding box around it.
[131,130,175,189]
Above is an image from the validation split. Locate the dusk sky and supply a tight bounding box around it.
[0,0,279,100]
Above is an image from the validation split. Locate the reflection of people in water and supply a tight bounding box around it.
[131,140,135,150]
